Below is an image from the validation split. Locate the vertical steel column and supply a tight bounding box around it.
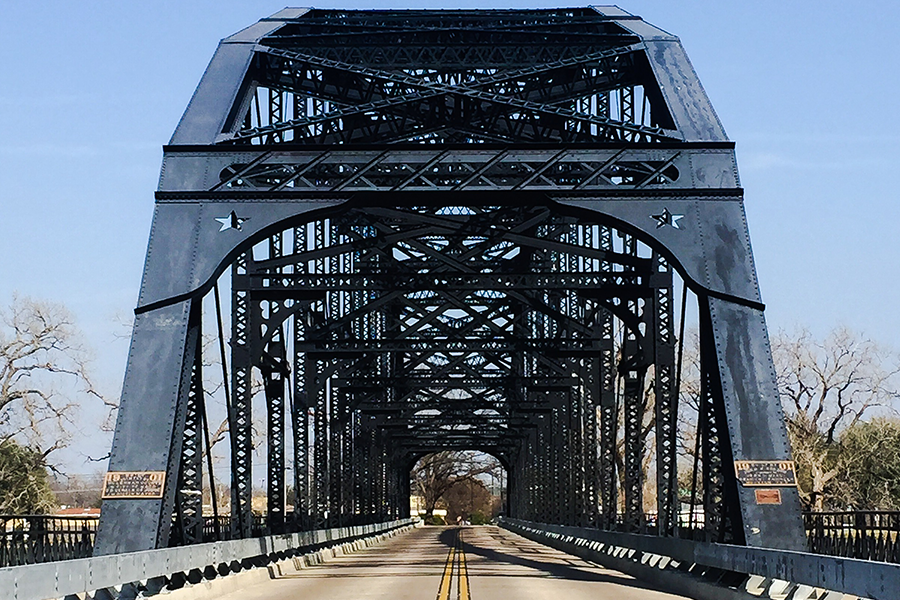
[311,220,329,526]
[172,314,204,545]
[385,451,398,520]
[698,308,740,543]
[619,86,635,125]
[511,446,522,519]
[309,352,329,526]
[230,252,253,539]
[525,427,537,521]
[353,223,380,521]
[355,417,373,520]
[597,226,618,530]
[329,383,344,525]
[579,222,600,527]
[620,234,646,533]
[376,430,388,520]
[348,411,361,522]
[268,88,283,143]
[652,253,678,536]
[291,226,310,530]
[621,337,646,532]
[549,406,563,524]
[327,220,344,525]
[328,379,340,525]
[265,234,286,533]
[596,88,610,119]
[564,224,583,526]
[262,327,287,533]
[581,352,600,527]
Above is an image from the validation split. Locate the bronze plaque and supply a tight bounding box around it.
[755,489,783,505]
[102,471,166,499]
[734,460,796,487]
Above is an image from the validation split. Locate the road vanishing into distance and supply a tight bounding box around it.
[221,526,692,600]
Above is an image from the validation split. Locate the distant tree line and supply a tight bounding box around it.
[2,293,899,515]
[775,327,900,510]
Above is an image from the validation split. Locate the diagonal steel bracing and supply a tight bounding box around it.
[96,7,806,558]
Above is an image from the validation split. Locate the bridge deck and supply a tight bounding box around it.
[222,525,691,600]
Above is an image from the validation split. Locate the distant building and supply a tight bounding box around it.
[56,507,101,517]
[410,495,447,517]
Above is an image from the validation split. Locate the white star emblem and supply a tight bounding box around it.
[215,211,248,232]
[651,208,683,230]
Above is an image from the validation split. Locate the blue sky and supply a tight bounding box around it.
[1,1,898,471]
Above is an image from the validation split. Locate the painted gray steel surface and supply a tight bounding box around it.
[97,6,805,557]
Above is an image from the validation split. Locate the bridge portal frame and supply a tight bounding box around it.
[95,7,804,555]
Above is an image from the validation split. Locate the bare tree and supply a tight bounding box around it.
[411,451,501,520]
[773,327,900,509]
[51,471,105,509]
[198,332,267,462]
[0,295,112,462]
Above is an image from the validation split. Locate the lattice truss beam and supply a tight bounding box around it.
[191,205,694,535]
[217,9,677,146]
[96,7,806,557]
[208,147,687,194]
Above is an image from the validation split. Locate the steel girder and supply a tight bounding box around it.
[95,7,805,556]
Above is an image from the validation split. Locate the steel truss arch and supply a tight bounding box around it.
[97,7,804,557]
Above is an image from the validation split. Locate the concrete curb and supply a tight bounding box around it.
[155,524,416,600]
[501,522,760,600]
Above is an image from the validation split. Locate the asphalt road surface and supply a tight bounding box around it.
[219,525,692,600]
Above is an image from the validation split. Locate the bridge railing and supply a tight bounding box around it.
[0,513,407,567]
[0,517,415,600]
[0,515,97,567]
[501,517,900,600]
[635,509,900,564]
[804,510,900,563]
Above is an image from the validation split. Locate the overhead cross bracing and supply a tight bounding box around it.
[95,7,806,557]
[225,8,676,146]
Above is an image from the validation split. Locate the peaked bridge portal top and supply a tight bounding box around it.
[169,6,727,148]
[97,5,805,558]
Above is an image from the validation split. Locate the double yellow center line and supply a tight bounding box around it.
[436,528,471,600]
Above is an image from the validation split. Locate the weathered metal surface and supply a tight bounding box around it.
[97,7,804,557]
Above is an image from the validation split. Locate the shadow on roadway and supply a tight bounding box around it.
[438,527,676,595]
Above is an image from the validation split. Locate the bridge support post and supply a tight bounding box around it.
[95,8,808,555]
[95,300,200,554]
[703,298,806,550]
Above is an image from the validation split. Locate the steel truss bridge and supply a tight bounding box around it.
[96,5,804,563]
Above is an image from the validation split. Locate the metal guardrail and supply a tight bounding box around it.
[500,517,900,600]
[0,517,415,600]
[0,513,403,567]
[804,510,900,563]
[0,515,97,567]
[642,509,900,564]
[5,509,899,568]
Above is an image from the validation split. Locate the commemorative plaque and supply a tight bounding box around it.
[734,461,796,487]
[754,489,783,505]
[102,471,166,499]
